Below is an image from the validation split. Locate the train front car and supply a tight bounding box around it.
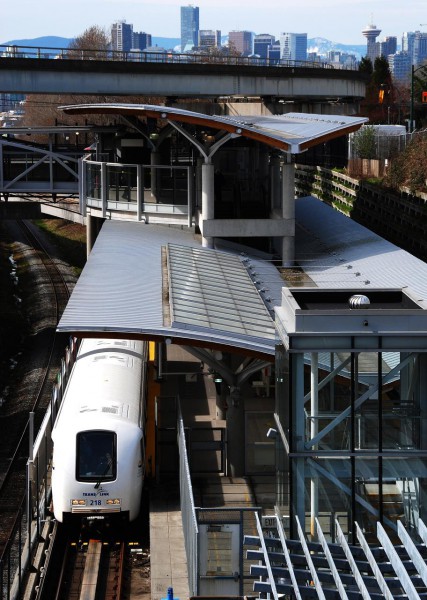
[51,338,147,523]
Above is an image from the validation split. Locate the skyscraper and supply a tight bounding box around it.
[111,21,134,52]
[414,31,427,66]
[379,36,397,59]
[228,31,253,56]
[279,33,307,62]
[402,31,416,63]
[254,34,276,59]
[402,31,427,66]
[362,23,381,62]
[198,30,221,49]
[133,32,152,52]
[181,5,199,52]
[388,51,411,82]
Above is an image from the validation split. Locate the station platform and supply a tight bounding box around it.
[138,345,276,600]
[149,484,189,600]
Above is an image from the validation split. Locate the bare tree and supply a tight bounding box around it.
[67,25,110,60]
[19,26,165,141]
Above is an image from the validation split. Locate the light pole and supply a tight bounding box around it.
[410,63,427,133]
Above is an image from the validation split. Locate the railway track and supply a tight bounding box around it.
[37,522,128,600]
[0,219,72,552]
[57,537,126,600]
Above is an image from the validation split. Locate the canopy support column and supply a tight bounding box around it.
[281,157,295,267]
[226,386,245,477]
[202,162,215,248]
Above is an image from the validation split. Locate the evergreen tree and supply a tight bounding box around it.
[373,56,392,87]
[358,56,373,75]
[353,126,377,159]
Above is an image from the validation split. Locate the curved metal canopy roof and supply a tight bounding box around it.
[57,222,278,357]
[61,103,368,153]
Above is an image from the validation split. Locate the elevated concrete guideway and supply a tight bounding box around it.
[0,56,367,100]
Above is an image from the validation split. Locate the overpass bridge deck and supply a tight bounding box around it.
[0,49,367,99]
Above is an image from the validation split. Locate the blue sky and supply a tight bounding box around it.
[2,0,426,45]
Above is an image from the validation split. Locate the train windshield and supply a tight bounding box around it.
[76,431,116,482]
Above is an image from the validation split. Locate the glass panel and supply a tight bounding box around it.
[290,456,352,542]
[382,404,421,451]
[77,430,116,481]
[245,411,276,474]
[304,352,353,453]
[146,166,188,207]
[86,163,101,199]
[354,457,379,540]
[301,352,423,453]
[107,164,137,204]
[354,457,427,540]
[354,353,380,451]
[382,457,427,534]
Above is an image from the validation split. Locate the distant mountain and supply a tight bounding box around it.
[2,35,182,53]
[308,37,366,58]
[152,37,181,51]
[1,36,72,48]
[1,34,367,58]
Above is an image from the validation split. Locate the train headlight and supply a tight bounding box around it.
[106,498,121,505]
[71,499,86,506]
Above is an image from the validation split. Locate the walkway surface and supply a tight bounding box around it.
[150,485,189,600]
[142,345,276,600]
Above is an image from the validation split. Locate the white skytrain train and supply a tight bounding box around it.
[51,338,147,523]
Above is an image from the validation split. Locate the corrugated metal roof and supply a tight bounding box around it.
[60,103,368,153]
[294,196,427,303]
[58,197,427,357]
[168,244,275,338]
[57,222,277,355]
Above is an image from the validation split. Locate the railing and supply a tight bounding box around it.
[83,159,193,225]
[177,399,199,597]
[0,337,78,600]
[0,44,359,70]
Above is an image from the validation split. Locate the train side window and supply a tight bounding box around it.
[77,430,117,482]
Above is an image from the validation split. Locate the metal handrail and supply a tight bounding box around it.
[0,44,357,70]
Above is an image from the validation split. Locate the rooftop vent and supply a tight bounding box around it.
[349,294,370,309]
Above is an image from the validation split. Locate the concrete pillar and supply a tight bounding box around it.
[101,162,107,219]
[281,159,295,267]
[270,154,281,211]
[136,164,143,221]
[226,387,245,477]
[150,150,161,201]
[79,159,87,216]
[86,214,96,257]
[310,353,319,540]
[196,157,203,210]
[86,215,104,257]
[201,162,215,248]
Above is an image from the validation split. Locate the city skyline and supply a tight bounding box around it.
[2,0,426,47]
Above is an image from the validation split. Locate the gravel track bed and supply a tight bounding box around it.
[0,220,78,483]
